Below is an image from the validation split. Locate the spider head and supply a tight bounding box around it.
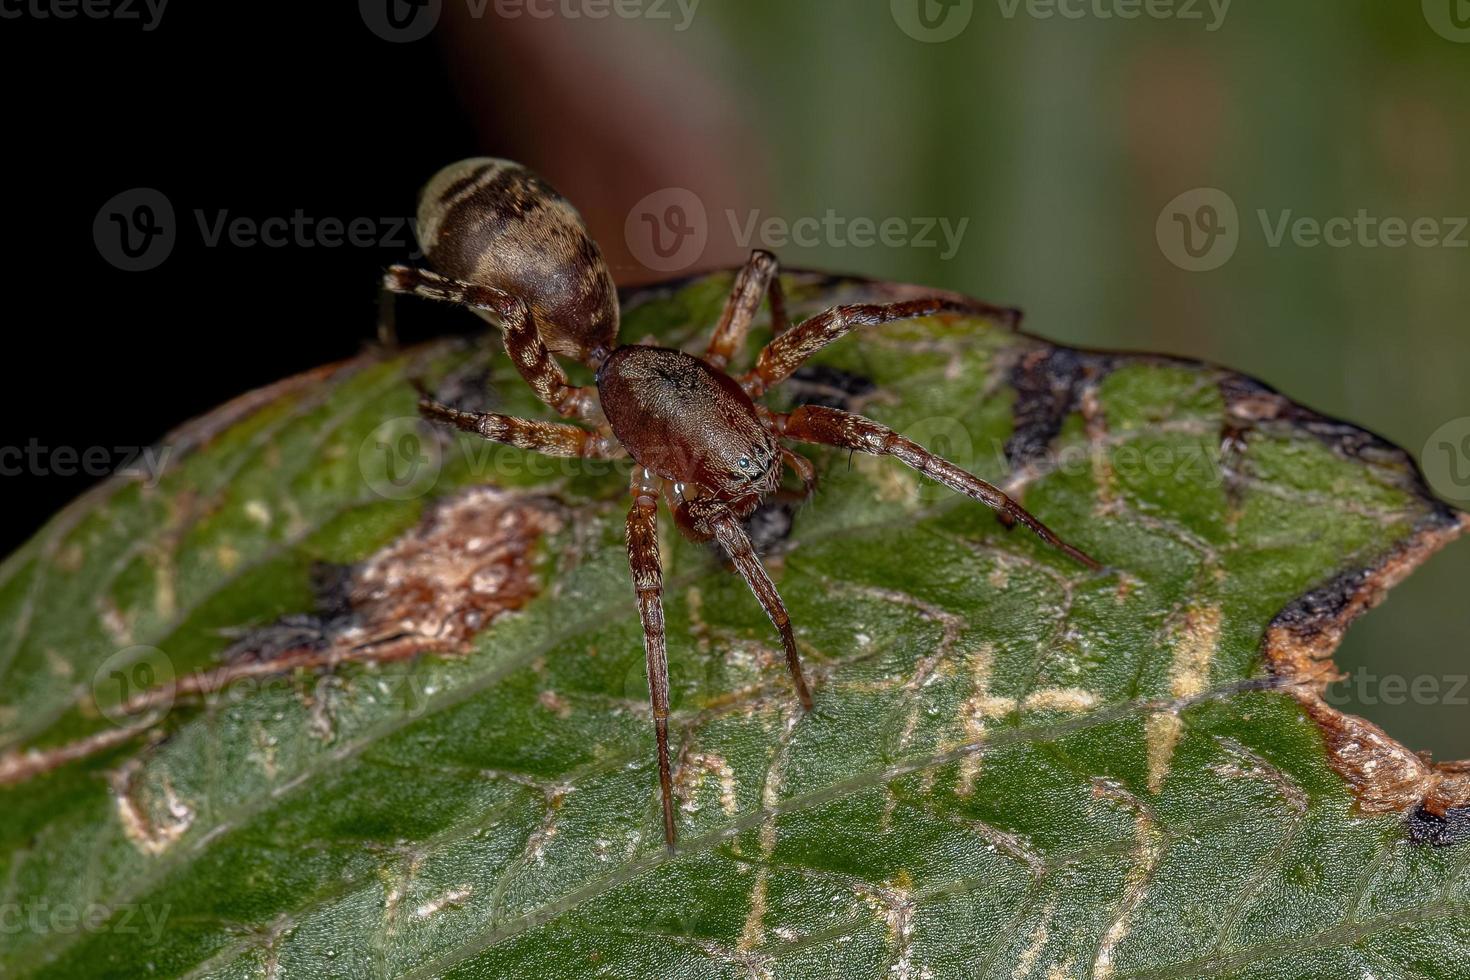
[598,346,784,503]
[704,429,782,500]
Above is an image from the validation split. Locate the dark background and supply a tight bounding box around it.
[3,6,476,541]
[2,1,1466,755]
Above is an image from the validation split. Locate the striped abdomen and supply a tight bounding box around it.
[415,158,619,367]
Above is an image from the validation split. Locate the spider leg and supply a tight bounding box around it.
[741,298,967,398]
[704,250,791,371]
[384,265,600,423]
[376,280,399,351]
[741,297,977,398]
[777,405,1101,570]
[416,394,621,459]
[707,508,815,711]
[626,481,677,847]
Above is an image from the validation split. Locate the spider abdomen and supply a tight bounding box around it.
[597,346,780,510]
[414,158,619,365]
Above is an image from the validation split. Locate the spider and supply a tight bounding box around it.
[385,159,1100,847]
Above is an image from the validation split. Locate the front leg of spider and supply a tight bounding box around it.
[739,286,1101,570]
[705,249,790,370]
[778,405,1100,570]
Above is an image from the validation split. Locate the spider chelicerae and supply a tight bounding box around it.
[385,159,1100,846]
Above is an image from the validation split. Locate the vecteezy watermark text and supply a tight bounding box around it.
[0,0,167,30]
[0,440,170,487]
[1325,670,1470,708]
[728,211,970,262]
[622,187,971,274]
[1158,188,1469,272]
[0,901,171,943]
[1257,209,1470,250]
[359,0,699,43]
[94,188,421,272]
[994,0,1231,31]
[890,0,1228,42]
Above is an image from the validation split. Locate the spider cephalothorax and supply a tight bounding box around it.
[385,158,1100,847]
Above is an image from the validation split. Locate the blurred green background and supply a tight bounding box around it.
[449,0,1469,756]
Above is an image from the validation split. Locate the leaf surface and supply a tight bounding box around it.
[1,272,1466,980]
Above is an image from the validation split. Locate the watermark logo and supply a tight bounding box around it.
[92,646,175,726]
[361,0,699,41]
[494,0,700,29]
[1423,417,1470,504]
[624,190,970,275]
[94,188,422,271]
[893,0,1230,39]
[891,0,975,42]
[94,188,175,272]
[1158,187,1469,272]
[1423,0,1470,42]
[1156,187,1239,272]
[625,187,709,273]
[360,0,442,42]
[359,417,445,501]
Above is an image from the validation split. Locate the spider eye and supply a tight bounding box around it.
[738,456,751,469]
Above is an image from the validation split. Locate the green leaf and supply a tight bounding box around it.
[1,272,1466,980]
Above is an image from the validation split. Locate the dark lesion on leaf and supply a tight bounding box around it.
[781,364,877,412]
[422,361,499,417]
[742,364,878,554]
[1004,347,1116,471]
[1262,511,1470,845]
[1408,772,1470,846]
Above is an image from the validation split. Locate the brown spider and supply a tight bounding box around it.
[385,159,1100,847]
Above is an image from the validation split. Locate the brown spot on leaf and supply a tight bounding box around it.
[0,487,563,787]
[1262,511,1470,842]
[111,758,195,856]
[216,485,562,670]
[344,486,562,652]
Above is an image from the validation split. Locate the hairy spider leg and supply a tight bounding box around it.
[705,249,791,370]
[384,265,602,423]
[625,478,678,847]
[706,507,815,711]
[725,253,1021,398]
[415,396,621,459]
[740,297,976,398]
[777,405,1101,570]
